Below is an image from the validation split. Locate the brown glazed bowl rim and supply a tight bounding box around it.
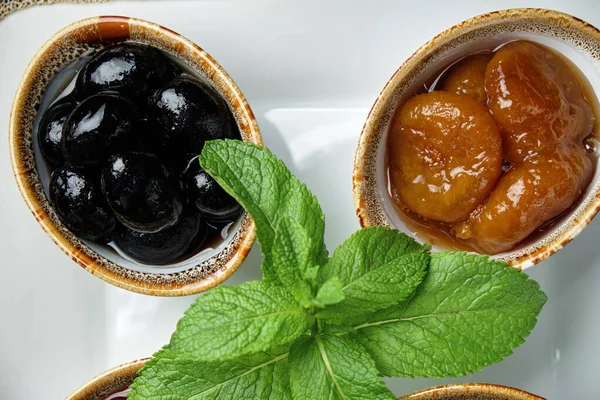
[398,383,545,400]
[66,358,147,400]
[353,8,600,270]
[9,16,260,296]
[67,360,545,400]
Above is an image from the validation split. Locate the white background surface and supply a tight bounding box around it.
[1,1,599,398]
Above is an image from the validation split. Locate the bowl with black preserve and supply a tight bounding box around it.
[354,8,600,269]
[10,16,261,295]
[66,359,146,400]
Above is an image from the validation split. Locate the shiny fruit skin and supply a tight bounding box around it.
[101,152,183,233]
[77,42,176,99]
[62,93,139,166]
[38,101,73,166]
[455,145,593,253]
[388,91,502,223]
[183,157,242,221]
[148,75,240,157]
[486,41,593,164]
[114,210,206,264]
[49,163,116,240]
[442,53,492,106]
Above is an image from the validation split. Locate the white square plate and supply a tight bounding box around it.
[1,1,599,398]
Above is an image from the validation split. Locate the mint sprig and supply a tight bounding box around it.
[169,281,313,362]
[130,346,291,399]
[316,228,430,323]
[272,217,315,306]
[350,252,547,378]
[289,335,394,400]
[199,140,328,283]
[128,140,547,400]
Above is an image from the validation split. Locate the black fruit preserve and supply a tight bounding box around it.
[49,164,116,241]
[102,152,182,233]
[37,41,243,265]
[62,93,139,166]
[149,75,239,158]
[114,210,206,264]
[184,157,242,220]
[77,42,177,99]
[38,101,73,166]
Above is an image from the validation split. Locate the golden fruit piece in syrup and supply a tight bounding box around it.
[442,53,492,106]
[388,91,502,223]
[485,41,593,164]
[455,145,593,254]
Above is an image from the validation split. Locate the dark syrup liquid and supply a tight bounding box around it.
[103,387,129,400]
[386,42,600,253]
[36,43,241,267]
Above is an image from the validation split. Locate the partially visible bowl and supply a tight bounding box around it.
[66,358,147,400]
[353,8,600,269]
[398,383,545,400]
[9,16,260,295]
[68,362,545,400]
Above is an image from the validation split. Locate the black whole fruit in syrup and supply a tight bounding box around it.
[62,93,139,166]
[39,40,243,264]
[37,101,73,166]
[183,157,242,220]
[149,75,240,157]
[102,152,182,233]
[114,210,206,264]
[49,164,116,240]
[77,42,177,99]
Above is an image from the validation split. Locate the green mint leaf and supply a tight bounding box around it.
[316,227,429,322]
[289,334,394,400]
[304,265,320,287]
[315,277,345,306]
[350,252,547,378]
[200,140,327,283]
[169,281,313,362]
[272,217,314,306]
[129,346,290,399]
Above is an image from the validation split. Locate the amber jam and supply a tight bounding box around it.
[386,40,599,255]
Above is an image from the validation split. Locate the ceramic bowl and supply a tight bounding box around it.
[9,16,260,295]
[66,359,147,400]
[398,383,544,400]
[353,8,600,269]
[68,362,545,400]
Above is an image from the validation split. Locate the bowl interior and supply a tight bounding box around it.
[359,10,600,267]
[10,16,259,294]
[32,46,243,275]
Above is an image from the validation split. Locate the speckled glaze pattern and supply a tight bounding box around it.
[353,8,600,270]
[398,383,545,400]
[68,364,544,400]
[0,0,110,22]
[66,358,146,400]
[9,16,261,296]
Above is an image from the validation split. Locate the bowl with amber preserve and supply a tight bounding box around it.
[353,8,600,269]
[398,383,544,400]
[9,16,261,295]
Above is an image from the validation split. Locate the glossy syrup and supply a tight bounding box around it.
[103,387,129,400]
[386,42,600,253]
